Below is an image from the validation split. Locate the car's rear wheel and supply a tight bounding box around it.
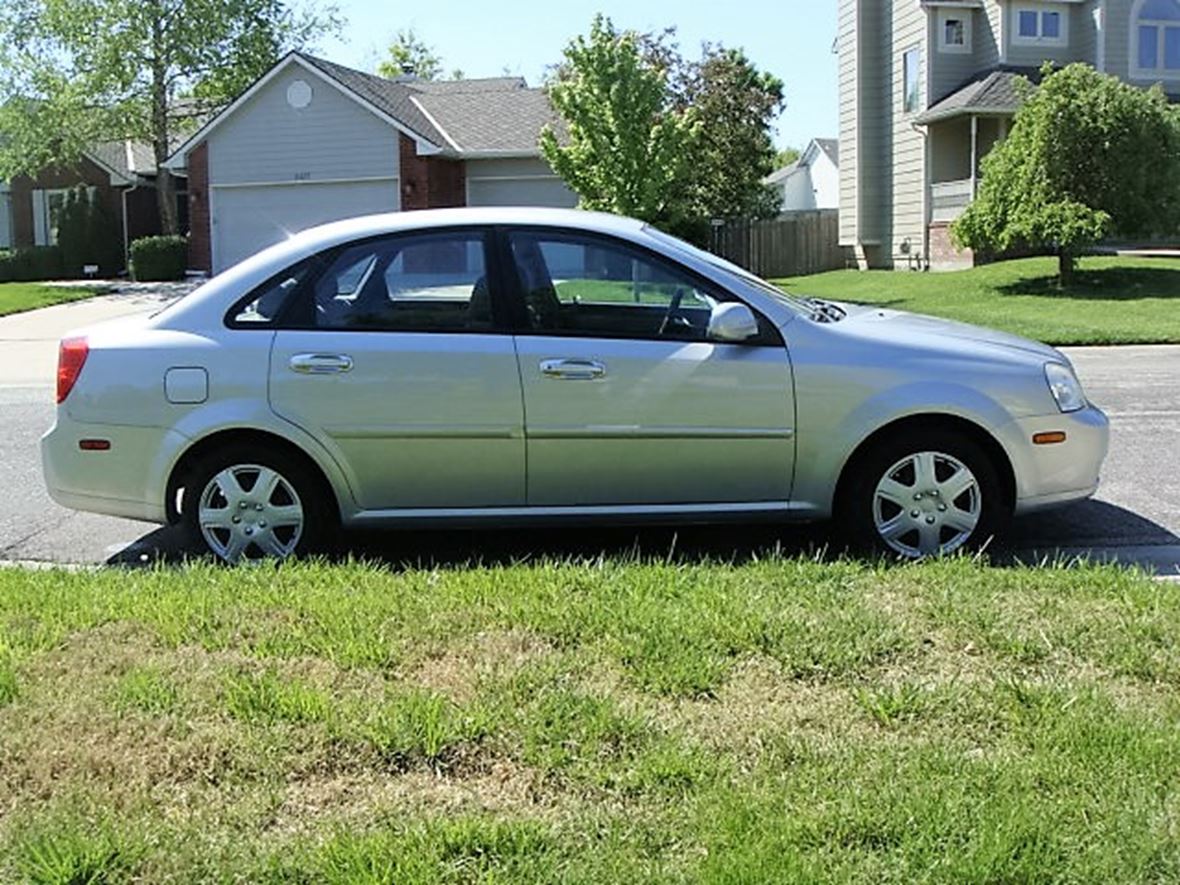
[182,446,330,564]
[841,429,1008,558]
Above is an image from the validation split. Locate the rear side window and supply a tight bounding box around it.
[312,231,492,333]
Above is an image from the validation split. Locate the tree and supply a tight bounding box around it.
[671,45,785,226]
[0,0,342,236]
[376,28,462,81]
[540,15,700,230]
[774,146,801,169]
[953,63,1180,284]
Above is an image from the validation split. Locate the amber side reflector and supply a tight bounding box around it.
[1033,432,1067,446]
[78,439,111,451]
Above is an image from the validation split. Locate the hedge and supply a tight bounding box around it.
[0,246,65,282]
[130,235,188,282]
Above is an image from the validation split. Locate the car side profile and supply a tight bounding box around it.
[42,208,1109,562]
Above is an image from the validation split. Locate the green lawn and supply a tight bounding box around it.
[0,283,107,317]
[777,256,1180,345]
[2,557,1178,882]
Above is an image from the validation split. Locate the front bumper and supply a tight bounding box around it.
[1002,405,1110,515]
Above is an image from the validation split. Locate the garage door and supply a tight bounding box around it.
[466,177,577,209]
[212,179,399,272]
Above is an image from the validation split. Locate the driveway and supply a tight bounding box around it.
[2,292,1177,572]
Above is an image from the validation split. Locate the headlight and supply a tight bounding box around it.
[1045,362,1086,413]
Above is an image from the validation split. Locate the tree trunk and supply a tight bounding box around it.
[1058,249,1075,288]
[150,17,178,235]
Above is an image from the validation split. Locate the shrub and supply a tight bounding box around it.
[130,235,187,282]
[0,246,65,282]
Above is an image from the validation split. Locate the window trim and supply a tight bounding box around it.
[496,225,784,348]
[224,226,514,334]
[1131,0,1180,80]
[937,10,973,54]
[1011,3,1069,47]
[902,45,923,115]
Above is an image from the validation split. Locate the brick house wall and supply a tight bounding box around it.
[398,133,467,211]
[8,157,123,250]
[187,141,211,273]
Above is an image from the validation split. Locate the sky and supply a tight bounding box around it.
[318,0,839,152]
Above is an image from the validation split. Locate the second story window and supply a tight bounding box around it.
[938,11,973,54]
[1014,5,1068,46]
[903,47,922,114]
[1134,0,1180,77]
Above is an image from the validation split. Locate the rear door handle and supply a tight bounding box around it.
[289,353,354,375]
[540,358,607,380]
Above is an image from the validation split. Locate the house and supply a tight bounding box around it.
[0,140,183,264]
[765,138,840,212]
[166,52,578,274]
[838,0,1180,270]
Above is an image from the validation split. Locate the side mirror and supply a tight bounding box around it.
[707,303,759,343]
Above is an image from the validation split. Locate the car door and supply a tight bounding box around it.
[266,228,525,511]
[503,228,796,507]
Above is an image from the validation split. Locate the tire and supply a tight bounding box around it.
[839,428,1009,559]
[181,444,334,564]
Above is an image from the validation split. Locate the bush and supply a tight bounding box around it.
[56,186,123,278]
[0,246,65,282]
[130,236,187,282]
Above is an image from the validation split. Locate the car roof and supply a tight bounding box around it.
[281,207,646,251]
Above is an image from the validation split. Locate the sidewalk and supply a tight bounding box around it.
[0,288,188,387]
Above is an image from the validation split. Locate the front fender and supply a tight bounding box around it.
[792,379,1020,517]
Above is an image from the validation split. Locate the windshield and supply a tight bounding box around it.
[641,225,813,312]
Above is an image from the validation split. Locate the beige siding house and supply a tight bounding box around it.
[839,0,1180,269]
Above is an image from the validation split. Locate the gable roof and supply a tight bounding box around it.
[764,137,839,185]
[813,138,838,167]
[166,51,560,170]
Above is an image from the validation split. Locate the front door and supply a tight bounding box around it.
[268,228,525,511]
[504,229,796,507]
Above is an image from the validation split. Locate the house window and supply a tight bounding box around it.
[32,189,70,246]
[1013,5,1069,45]
[902,47,922,114]
[939,11,972,53]
[1134,0,1180,77]
[0,185,12,250]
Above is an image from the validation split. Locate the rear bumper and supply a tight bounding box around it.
[41,413,181,524]
[1005,405,1110,515]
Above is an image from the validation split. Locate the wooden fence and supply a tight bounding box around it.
[708,210,851,279]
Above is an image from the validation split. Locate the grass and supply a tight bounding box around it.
[777,255,1180,345]
[1,556,1179,882]
[0,282,108,317]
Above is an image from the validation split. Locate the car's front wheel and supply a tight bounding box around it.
[842,429,1008,559]
[182,446,331,564]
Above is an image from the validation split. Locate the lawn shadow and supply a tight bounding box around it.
[106,499,1179,577]
[997,265,1180,301]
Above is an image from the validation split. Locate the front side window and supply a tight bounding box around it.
[1135,0,1180,76]
[507,230,770,344]
[902,47,921,113]
[311,231,492,332]
[1014,5,1068,45]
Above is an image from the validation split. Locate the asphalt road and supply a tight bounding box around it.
[2,294,1177,573]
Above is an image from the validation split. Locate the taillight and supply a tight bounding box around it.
[56,337,89,404]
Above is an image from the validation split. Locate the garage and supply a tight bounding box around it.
[466,176,577,209]
[212,179,399,272]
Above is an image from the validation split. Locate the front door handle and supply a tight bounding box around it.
[540,358,607,380]
[289,353,354,375]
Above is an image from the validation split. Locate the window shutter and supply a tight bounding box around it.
[32,189,47,246]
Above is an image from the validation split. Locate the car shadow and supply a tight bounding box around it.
[996,265,1180,302]
[106,499,1180,577]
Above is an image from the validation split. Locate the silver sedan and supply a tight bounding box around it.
[41,208,1109,562]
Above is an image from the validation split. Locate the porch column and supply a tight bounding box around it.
[969,115,979,199]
